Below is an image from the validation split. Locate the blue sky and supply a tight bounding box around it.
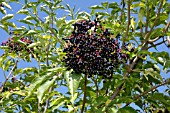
[0,0,169,111]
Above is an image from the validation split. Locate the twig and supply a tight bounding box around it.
[122,0,131,48]
[91,76,99,97]
[148,21,170,43]
[0,60,18,93]
[81,74,87,113]
[148,39,167,49]
[141,0,163,50]
[125,79,170,106]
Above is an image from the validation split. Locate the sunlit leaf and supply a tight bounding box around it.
[118,106,138,113]
[17,9,29,14]
[89,5,105,10]
[2,2,12,9]
[0,7,6,14]
[0,14,14,22]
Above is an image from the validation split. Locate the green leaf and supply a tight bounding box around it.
[77,11,91,19]
[3,22,16,28]
[40,6,50,15]
[37,76,57,103]
[94,96,107,107]
[19,19,34,26]
[25,72,53,99]
[89,5,105,10]
[0,7,6,14]
[27,30,38,35]
[50,97,67,111]
[27,41,41,48]
[108,2,119,9]
[118,106,138,113]
[50,97,66,107]
[0,14,14,22]
[101,1,108,8]
[4,60,11,71]
[131,18,136,30]
[64,71,81,104]
[138,8,144,23]
[164,60,170,69]
[148,93,170,106]
[17,9,29,14]
[0,24,8,32]
[107,107,118,113]
[2,2,12,9]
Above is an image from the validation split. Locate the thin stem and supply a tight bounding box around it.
[0,60,18,93]
[81,74,87,113]
[38,100,41,113]
[120,0,125,22]
[43,87,53,113]
[43,0,54,112]
[125,79,170,106]
[91,76,99,97]
[145,0,149,33]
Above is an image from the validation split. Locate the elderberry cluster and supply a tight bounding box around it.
[1,36,34,55]
[62,19,128,78]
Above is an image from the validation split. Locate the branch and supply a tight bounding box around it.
[0,60,18,93]
[110,83,124,100]
[125,79,170,106]
[122,0,131,48]
[110,51,139,100]
[81,74,87,113]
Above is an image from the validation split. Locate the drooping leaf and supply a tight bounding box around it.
[138,8,144,23]
[25,72,53,99]
[64,71,81,104]
[37,76,57,103]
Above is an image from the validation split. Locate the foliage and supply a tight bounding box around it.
[0,0,170,113]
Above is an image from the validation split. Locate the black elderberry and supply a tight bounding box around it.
[1,36,34,57]
[62,18,130,79]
